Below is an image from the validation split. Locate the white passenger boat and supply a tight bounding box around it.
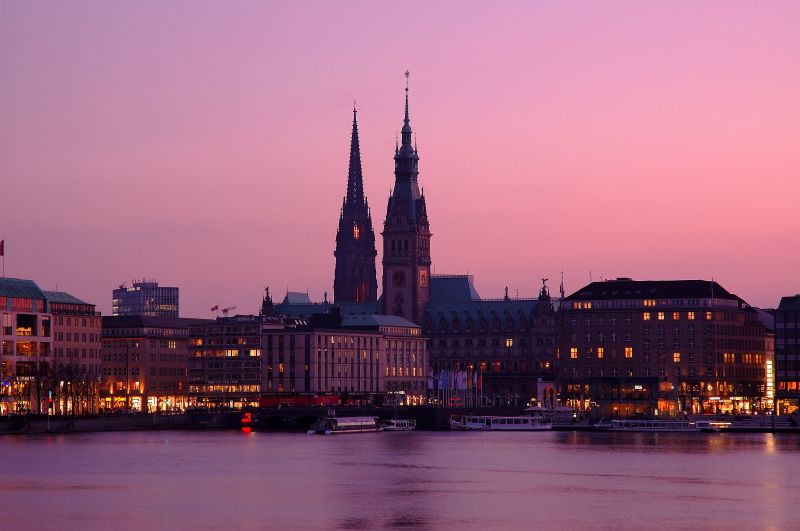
[594,419,696,432]
[449,414,552,431]
[307,416,381,435]
[694,420,731,432]
[380,419,417,431]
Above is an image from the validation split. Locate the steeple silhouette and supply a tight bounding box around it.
[347,105,365,205]
[334,104,378,304]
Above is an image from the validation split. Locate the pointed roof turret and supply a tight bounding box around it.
[347,104,365,205]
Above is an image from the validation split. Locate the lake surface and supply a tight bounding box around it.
[1,430,799,530]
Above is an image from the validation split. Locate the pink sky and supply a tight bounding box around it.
[2,1,799,316]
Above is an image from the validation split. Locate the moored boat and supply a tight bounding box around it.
[307,416,381,435]
[594,418,696,432]
[449,414,552,431]
[380,419,417,431]
[694,419,731,432]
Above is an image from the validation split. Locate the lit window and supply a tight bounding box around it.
[353,224,361,240]
[672,312,680,320]
[570,347,578,359]
[657,312,665,321]
[278,363,285,373]
[625,347,633,358]
[644,299,656,307]
[688,311,695,320]
[673,352,681,363]
[505,338,513,348]
[706,311,713,320]
[643,312,651,321]
[597,347,604,359]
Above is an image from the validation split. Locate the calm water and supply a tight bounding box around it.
[1,430,799,530]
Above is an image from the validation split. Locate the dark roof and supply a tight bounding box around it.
[754,308,775,331]
[430,275,481,302]
[777,295,800,311]
[274,301,333,318]
[281,291,313,305]
[274,301,381,319]
[339,301,381,316]
[341,314,419,329]
[426,299,543,334]
[44,290,92,306]
[565,279,742,302]
[0,277,47,300]
[102,316,212,329]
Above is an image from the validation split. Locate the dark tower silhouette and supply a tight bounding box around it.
[259,286,275,316]
[333,106,378,303]
[382,72,432,324]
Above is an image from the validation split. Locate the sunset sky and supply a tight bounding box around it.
[2,1,799,316]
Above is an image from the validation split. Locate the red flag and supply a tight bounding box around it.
[0,240,4,256]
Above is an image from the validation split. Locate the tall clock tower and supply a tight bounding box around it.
[382,73,431,324]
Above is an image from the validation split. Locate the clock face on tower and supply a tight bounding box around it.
[393,271,406,287]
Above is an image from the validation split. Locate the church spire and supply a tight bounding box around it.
[334,104,378,305]
[347,103,364,205]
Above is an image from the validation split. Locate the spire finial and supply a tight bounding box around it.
[404,70,410,125]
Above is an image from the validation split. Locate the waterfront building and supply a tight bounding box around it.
[381,78,432,325]
[775,295,800,414]
[187,313,387,407]
[101,316,209,411]
[755,308,776,411]
[187,315,278,407]
[0,278,52,414]
[341,314,427,404]
[112,280,179,318]
[333,107,378,304]
[558,279,769,415]
[423,276,558,407]
[45,290,102,414]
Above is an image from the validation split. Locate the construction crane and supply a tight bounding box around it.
[221,305,237,316]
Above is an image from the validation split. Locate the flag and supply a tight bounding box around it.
[0,240,4,256]
[210,305,219,312]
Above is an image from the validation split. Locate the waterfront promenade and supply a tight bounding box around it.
[2,408,798,435]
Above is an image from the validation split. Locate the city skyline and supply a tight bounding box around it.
[3,2,799,316]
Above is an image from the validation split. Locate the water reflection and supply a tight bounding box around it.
[0,431,799,530]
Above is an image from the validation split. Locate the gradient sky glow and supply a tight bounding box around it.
[2,1,799,316]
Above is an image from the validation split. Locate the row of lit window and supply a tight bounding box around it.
[193,349,261,358]
[386,367,421,377]
[643,311,708,321]
[570,346,688,363]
